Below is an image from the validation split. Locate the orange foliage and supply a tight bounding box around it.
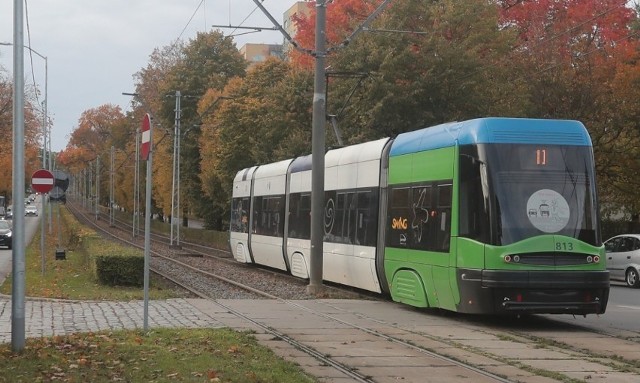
[500,0,637,64]
[289,0,377,69]
[0,76,45,197]
[58,104,125,173]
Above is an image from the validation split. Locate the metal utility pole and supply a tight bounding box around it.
[122,92,149,238]
[110,146,115,227]
[134,127,140,237]
[95,157,100,220]
[170,91,181,248]
[11,0,26,352]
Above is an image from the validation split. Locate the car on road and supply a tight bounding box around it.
[0,220,12,249]
[604,234,640,288]
[25,205,38,216]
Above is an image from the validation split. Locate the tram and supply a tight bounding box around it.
[230,117,609,315]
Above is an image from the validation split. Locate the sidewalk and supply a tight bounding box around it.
[2,296,639,383]
[0,296,224,341]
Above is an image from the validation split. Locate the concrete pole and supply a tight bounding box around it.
[308,0,327,294]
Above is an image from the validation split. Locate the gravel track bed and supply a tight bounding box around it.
[151,256,265,299]
[68,202,361,301]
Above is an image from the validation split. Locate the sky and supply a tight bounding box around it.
[0,0,298,152]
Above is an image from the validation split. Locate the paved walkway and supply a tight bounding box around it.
[0,296,224,341]
[2,296,640,383]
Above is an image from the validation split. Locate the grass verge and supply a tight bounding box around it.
[0,328,316,383]
[0,205,181,300]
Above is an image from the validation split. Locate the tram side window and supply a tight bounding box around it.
[387,183,452,252]
[253,195,284,237]
[322,189,378,246]
[288,193,311,239]
[324,191,356,244]
[230,197,249,233]
[411,185,433,250]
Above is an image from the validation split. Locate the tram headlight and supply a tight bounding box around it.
[586,256,593,263]
[513,255,520,263]
[504,255,512,263]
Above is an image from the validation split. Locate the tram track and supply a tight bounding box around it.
[65,199,640,382]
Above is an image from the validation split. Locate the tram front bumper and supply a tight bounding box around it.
[457,269,610,315]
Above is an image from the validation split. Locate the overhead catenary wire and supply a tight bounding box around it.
[177,0,206,42]
[24,0,42,109]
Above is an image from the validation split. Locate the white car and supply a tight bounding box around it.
[25,205,38,216]
[604,234,640,288]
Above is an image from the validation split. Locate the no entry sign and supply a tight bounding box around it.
[31,169,55,193]
[141,113,151,161]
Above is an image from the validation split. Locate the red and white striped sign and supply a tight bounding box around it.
[31,169,55,193]
[141,113,151,161]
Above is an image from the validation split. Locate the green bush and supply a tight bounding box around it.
[95,254,144,287]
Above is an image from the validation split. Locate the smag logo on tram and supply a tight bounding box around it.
[391,217,408,230]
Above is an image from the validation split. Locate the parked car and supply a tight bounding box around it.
[4,207,12,220]
[604,234,640,288]
[0,220,12,249]
[25,205,38,216]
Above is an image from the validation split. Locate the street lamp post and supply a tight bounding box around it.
[2,36,49,350]
[9,1,26,352]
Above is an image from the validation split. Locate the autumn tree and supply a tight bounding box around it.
[291,0,523,144]
[199,58,313,229]
[0,72,13,196]
[0,68,45,200]
[58,104,128,208]
[288,0,377,69]
[144,30,246,226]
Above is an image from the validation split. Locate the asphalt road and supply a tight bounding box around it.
[546,283,640,334]
[0,197,42,285]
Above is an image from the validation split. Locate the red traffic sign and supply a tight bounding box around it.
[31,169,55,193]
[141,113,151,161]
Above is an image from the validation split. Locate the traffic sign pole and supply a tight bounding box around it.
[142,113,152,331]
[31,169,55,276]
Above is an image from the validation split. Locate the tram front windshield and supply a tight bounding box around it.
[459,144,599,246]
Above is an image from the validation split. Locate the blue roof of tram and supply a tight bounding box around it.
[389,117,591,157]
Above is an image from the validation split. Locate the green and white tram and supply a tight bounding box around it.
[230,117,609,315]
